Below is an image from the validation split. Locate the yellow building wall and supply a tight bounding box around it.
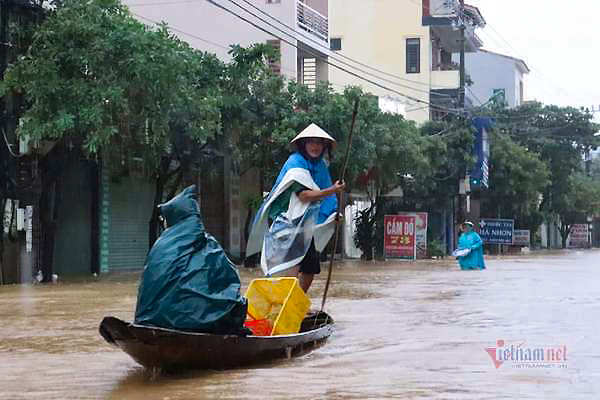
[329,0,432,124]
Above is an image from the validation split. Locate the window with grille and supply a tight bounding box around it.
[266,39,281,75]
[266,0,281,3]
[406,38,420,74]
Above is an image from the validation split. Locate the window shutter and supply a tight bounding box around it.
[266,39,281,75]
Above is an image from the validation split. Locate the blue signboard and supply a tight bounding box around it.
[479,219,514,244]
[470,117,493,189]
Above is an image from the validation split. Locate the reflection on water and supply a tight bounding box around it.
[1,250,600,399]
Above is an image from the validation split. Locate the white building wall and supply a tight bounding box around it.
[458,51,526,108]
[124,0,301,80]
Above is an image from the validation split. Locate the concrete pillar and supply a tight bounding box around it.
[468,192,481,232]
[540,223,548,248]
[297,55,303,83]
[223,147,241,259]
[315,56,328,83]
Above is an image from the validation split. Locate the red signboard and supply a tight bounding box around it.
[397,212,428,259]
[568,224,589,248]
[384,215,416,259]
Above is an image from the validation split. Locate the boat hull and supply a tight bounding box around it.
[99,312,333,371]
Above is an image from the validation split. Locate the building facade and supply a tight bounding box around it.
[92,0,336,269]
[124,0,330,86]
[462,49,530,108]
[329,0,485,123]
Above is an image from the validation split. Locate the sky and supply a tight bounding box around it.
[467,0,599,120]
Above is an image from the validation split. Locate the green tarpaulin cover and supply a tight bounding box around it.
[134,185,247,333]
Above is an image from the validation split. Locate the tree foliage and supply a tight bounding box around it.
[484,102,599,247]
[482,131,549,233]
[3,0,221,167]
[3,0,599,272]
[400,118,475,210]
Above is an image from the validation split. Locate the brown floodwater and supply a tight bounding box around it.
[1,250,599,399]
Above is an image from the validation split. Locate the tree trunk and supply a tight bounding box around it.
[362,247,374,261]
[40,180,58,283]
[559,223,570,249]
[149,161,183,248]
[38,146,64,283]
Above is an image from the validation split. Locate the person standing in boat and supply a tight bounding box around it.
[246,123,344,293]
[455,221,486,270]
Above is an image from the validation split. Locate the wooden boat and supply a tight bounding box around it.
[99,312,333,371]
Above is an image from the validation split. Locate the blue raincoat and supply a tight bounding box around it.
[457,231,486,270]
[246,152,337,276]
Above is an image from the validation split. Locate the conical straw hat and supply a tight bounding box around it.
[290,123,337,150]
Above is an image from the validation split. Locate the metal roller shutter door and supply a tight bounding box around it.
[108,176,154,270]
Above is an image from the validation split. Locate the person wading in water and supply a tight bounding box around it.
[455,221,486,270]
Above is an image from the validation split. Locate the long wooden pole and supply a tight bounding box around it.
[320,99,359,311]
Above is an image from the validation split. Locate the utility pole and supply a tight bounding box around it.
[0,0,10,286]
[458,0,465,109]
[456,0,467,242]
[458,34,465,108]
[1,0,10,108]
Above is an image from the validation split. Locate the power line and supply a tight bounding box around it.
[204,0,460,113]
[405,0,583,111]
[466,87,484,107]
[128,0,199,6]
[481,22,586,104]
[136,0,471,114]
[224,0,454,100]
[404,0,582,108]
[237,0,457,91]
[133,11,410,104]
[2,129,24,158]
[132,11,229,51]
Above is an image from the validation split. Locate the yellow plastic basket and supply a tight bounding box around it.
[245,277,311,336]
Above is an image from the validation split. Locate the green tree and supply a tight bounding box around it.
[552,173,600,248]
[401,118,476,211]
[490,102,599,247]
[1,0,222,257]
[0,0,45,283]
[482,131,550,235]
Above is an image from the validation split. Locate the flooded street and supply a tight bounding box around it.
[1,250,599,399]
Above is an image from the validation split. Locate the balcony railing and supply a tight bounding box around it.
[428,0,459,18]
[296,1,328,45]
[433,61,459,72]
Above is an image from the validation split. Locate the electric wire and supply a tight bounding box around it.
[133,12,395,95]
[127,0,199,6]
[134,1,592,133]
[132,12,230,51]
[204,0,460,113]
[2,128,25,158]
[237,0,457,90]
[134,5,457,113]
[223,0,454,100]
